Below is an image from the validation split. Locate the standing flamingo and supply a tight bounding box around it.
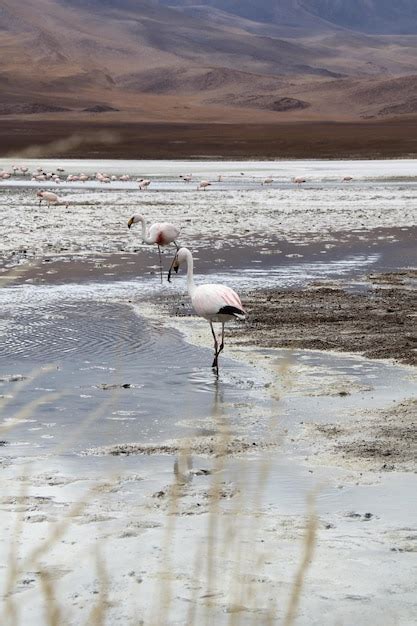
[197,180,211,191]
[170,247,245,374]
[127,214,180,282]
[37,191,69,208]
[138,179,151,190]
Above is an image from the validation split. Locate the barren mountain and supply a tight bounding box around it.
[161,0,417,35]
[0,0,417,123]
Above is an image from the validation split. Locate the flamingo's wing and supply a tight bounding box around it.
[159,222,180,242]
[149,222,179,245]
[192,284,245,320]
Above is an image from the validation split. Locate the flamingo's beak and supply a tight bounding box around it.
[172,256,180,273]
[127,217,134,229]
[167,254,180,283]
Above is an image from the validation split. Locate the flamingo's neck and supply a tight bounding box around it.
[137,215,152,244]
[185,249,196,296]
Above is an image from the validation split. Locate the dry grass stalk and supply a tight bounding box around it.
[38,569,64,626]
[86,546,109,626]
[0,392,61,438]
[204,382,231,618]
[153,442,193,626]
[283,493,318,626]
[2,470,29,626]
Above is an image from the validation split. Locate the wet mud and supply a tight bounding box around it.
[235,270,417,366]
[299,398,417,473]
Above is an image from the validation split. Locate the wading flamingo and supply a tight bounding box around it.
[37,191,69,208]
[170,247,245,374]
[293,176,306,185]
[127,214,180,282]
[197,180,211,191]
[138,179,151,190]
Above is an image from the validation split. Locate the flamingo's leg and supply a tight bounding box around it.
[218,322,225,356]
[210,322,219,372]
[157,245,163,283]
[167,255,176,283]
[211,323,225,375]
[167,242,180,282]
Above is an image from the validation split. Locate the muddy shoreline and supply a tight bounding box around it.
[238,271,417,366]
[2,119,417,159]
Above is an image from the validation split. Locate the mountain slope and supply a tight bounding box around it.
[0,0,417,122]
[160,0,417,34]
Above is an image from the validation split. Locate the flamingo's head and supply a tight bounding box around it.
[171,247,189,274]
[127,214,143,229]
[168,247,189,283]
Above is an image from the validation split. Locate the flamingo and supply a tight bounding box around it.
[138,179,151,190]
[170,248,245,374]
[293,176,306,185]
[198,180,211,191]
[343,176,353,182]
[262,177,273,185]
[37,191,69,208]
[127,214,180,282]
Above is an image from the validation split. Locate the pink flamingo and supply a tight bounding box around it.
[197,180,211,191]
[37,191,69,208]
[138,179,151,190]
[171,247,245,374]
[127,214,180,282]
